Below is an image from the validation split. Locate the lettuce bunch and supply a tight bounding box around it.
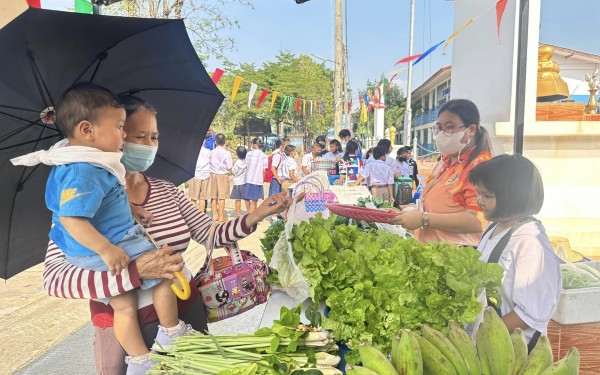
[288,215,503,361]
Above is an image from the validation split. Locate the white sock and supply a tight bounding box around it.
[159,319,184,335]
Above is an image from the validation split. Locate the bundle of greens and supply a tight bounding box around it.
[286,215,504,363]
[561,262,600,289]
[260,219,286,284]
[149,306,340,375]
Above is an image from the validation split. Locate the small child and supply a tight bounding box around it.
[209,133,233,222]
[469,154,561,349]
[231,146,249,217]
[11,83,190,374]
[352,146,393,201]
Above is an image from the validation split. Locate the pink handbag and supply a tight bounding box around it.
[294,177,337,218]
[195,225,271,322]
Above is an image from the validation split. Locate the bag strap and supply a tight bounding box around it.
[483,216,541,351]
[485,217,536,264]
[200,223,244,275]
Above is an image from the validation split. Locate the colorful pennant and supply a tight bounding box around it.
[230,76,242,104]
[414,40,445,65]
[248,83,257,108]
[256,89,269,108]
[270,92,279,111]
[443,18,474,54]
[496,0,509,41]
[211,68,225,85]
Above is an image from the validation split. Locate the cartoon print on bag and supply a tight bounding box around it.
[226,302,237,311]
[216,289,229,304]
[215,272,223,281]
[241,275,254,291]
[231,287,241,296]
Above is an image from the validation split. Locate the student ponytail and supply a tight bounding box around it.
[343,140,358,162]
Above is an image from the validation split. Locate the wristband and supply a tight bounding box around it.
[420,212,430,229]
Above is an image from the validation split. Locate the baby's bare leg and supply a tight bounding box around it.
[152,280,179,328]
[109,291,148,356]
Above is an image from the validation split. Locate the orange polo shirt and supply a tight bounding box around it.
[414,149,492,246]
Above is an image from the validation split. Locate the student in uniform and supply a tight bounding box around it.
[244,138,268,213]
[301,142,324,176]
[231,146,249,217]
[208,133,233,222]
[279,145,299,220]
[352,146,394,201]
[400,146,419,189]
[469,154,561,350]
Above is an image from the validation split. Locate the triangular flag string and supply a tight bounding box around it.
[230,76,243,104]
[256,89,269,108]
[414,40,445,65]
[211,68,224,85]
[270,92,279,111]
[280,96,288,114]
[247,83,258,108]
[496,0,509,42]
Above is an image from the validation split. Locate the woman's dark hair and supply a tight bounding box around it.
[343,140,359,161]
[396,147,406,161]
[438,99,492,166]
[315,135,327,144]
[365,147,374,160]
[273,139,282,151]
[468,154,544,219]
[236,146,247,160]
[118,94,157,117]
[329,139,341,152]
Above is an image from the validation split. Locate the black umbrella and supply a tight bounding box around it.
[0,8,224,279]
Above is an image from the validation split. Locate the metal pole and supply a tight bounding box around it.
[513,0,529,155]
[404,0,415,146]
[93,4,102,15]
[334,0,344,140]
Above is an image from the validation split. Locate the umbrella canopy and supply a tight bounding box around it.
[0,8,224,279]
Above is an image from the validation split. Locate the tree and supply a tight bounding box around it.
[212,52,334,150]
[105,0,252,60]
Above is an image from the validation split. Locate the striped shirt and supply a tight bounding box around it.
[43,176,256,328]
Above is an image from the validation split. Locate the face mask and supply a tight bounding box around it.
[435,128,470,156]
[121,142,158,172]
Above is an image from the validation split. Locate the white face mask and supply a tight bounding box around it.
[435,128,470,156]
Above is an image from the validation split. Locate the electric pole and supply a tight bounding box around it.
[334,0,344,139]
[404,0,415,146]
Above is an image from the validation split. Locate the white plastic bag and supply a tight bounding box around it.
[269,172,332,304]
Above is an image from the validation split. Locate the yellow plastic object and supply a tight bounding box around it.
[171,271,191,300]
[550,236,585,263]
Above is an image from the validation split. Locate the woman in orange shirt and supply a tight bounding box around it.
[389,99,492,246]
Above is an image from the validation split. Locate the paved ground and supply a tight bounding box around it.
[0,197,271,375]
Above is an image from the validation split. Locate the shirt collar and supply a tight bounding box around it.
[441,147,475,167]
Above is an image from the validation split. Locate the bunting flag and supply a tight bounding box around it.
[394,53,424,66]
[248,83,258,108]
[270,92,279,111]
[280,96,288,114]
[230,76,243,104]
[348,99,353,113]
[496,0,509,41]
[256,89,269,108]
[211,68,225,85]
[288,97,294,112]
[26,0,41,7]
[443,18,474,54]
[303,100,306,116]
[360,100,368,123]
[75,0,93,13]
[325,100,330,109]
[368,90,377,108]
[414,40,445,65]
[310,101,313,116]
[295,98,301,114]
[321,100,326,113]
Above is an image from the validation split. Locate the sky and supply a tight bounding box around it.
[44,0,600,97]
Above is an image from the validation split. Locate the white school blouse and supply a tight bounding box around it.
[477,220,562,342]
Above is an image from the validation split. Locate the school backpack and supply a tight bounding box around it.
[264,153,281,183]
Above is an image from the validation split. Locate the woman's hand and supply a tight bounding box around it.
[246,192,303,227]
[388,209,422,230]
[135,245,184,279]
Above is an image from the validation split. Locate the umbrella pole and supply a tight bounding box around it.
[513,0,530,156]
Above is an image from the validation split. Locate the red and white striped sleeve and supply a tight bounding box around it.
[43,241,143,300]
[175,188,257,247]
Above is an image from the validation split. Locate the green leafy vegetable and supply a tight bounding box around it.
[285,215,503,363]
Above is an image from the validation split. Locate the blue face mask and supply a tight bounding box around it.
[121,142,158,172]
